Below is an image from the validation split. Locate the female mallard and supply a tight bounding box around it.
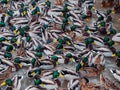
[110,69,120,82]
[0,75,23,90]
[34,78,58,90]
[100,74,119,90]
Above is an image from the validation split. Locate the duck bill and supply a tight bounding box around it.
[59,73,64,78]
[112,54,116,57]
[19,64,23,68]
[80,61,84,67]
[70,58,73,61]
[40,83,45,87]
[0,82,6,86]
[31,72,36,76]
[87,30,91,33]
[93,41,96,45]
[66,41,71,45]
[56,61,58,65]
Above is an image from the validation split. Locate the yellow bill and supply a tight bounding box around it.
[0,82,6,86]
[59,73,64,78]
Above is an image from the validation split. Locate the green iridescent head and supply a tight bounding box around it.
[31,58,36,66]
[57,38,64,44]
[100,21,106,27]
[5,78,13,86]
[84,38,94,45]
[10,37,17,43]
[81,14,87,20]
[34,79,42,85]
[36,45,42,52]
[56,44,63,49]
[84,26,89,31]
[54,50,62,54]
[7,10,13,17]
[31,1,36,7]
[116,51,120,58]
[106,9,112,15]
[66,53,72,58]
[26,36,31,42]
[0,21,5,27]
[61,23,66,31]
[34,69,41,75]
[110,28,116,35]
[35,52,42,58]
[51,56,58,62]
[14,57,21,63]
[6,45,13,52]
[45,0,51,7]
[103,36,109,42]
[0,37,6,42]
[63,18,68,23]
[76,63,81,72]
[10,26,16,31]
[53,70,59,78]
[4,52,12,58]
[108,40,115,47]
[98,16,104,21]
[82,57,88,63]
[71,25,76,31]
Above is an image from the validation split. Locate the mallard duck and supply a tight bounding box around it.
[34,78,58,90]
[0,75,23,90]
[33,70,64,80]
[31,58,56,70]
[94,47,115,57]
[80,77,99,90]
[79,64,104,77]
[60,69,79,81]
[100,74,119,90]
[13,57,31,71]
[110,69,120,82]
[67,78,80,90]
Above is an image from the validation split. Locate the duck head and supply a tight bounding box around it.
[51,55,59,65]
[106,9,112,15]
[28,68,41,78]
[0,21,5,27]
[45,0,51,8]
[1,0,9,4]
[52,70,64,78]
[31,6,41,15]
[7,9,13,17]
[84,37,94,48]
[31,1,36,8]
[31,58,36,67]
[34,79,42,85]
[14,57,23,69]
[4,52,12,58]
[1,78,13,86]
[35,52,42,58]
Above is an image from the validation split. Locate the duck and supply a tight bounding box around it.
[31,58,57,70]
[79,64,104,77]
[100,74,119,90]
[27,67,41,78]
[67,78,80,90]
[60,68,79,81]
[93,47,116,57]
[80,77,103,90]
[0,75,23,90]
[34,78,58,90]
[13,57,31,71]
[33,70,64,80]
[110,69,120,82]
